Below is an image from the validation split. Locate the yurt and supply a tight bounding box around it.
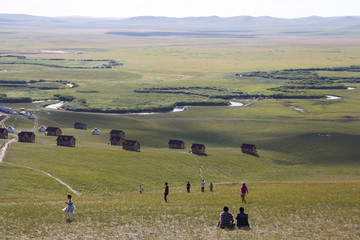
[38,125,47,132]
[92,128,101,135]
[7,126,15,133]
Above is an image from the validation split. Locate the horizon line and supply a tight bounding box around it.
[1,13,360,20]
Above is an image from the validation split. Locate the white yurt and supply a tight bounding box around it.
[38,125,46,132]
[7,126,15,133]
[92,128,101,135]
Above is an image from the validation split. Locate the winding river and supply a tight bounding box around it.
[289,106,306,113]
[326,95,342,100]
[45,101,66,109]
[229,101,244,107]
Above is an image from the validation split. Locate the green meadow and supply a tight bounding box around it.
[0,28,359,239]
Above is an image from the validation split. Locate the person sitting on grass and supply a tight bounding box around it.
[217,206,235,229]
[236,207,250,229]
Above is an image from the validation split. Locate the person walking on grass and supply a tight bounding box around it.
[201,180,205,192]
[241,182,249,203]
[217,206,235,229]
[210,181,213,192]
[236,207,250,229]
[139,185,143,194]
[164,182,169,202]
[63,194,75,222]
[186,182,191,193]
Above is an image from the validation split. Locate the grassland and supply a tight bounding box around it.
[0,27,359,239]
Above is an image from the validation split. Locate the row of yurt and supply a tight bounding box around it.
[1,107,35,117]
[21,111,29,117]
[40,123,95,136]
[38,126,62,136]
[108,129,140,151]
[167,140,256,155]
[0,106,12,113]
[0,106,17,114]
[18,110,35,118]
[17,131,76,147]
[17,125,256,154]
[71,123,254,154]
[74,121,99,134]
[167,140,205,155]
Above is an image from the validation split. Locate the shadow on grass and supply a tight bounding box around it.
[191,152,208,156]
[243,152,259,157]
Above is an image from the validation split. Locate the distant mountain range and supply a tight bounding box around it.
[1,14,360,36]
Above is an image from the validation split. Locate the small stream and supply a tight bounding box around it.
[35,96,342,114]
[33,99,57,103]
[133,106,188,115]
[326,95,342,100]
[45,101,66,109]
[172,106,187,112]
[289,106,306,114]
[229,101,244,107]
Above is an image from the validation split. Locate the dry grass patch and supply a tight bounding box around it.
[0,181,359,239]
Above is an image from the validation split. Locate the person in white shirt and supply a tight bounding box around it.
[201,180,205,192]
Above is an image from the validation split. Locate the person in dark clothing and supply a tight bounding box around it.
[210,182,213,192]
[164,182,169,202]
[217,206,235,229]
[236,207,250,229]
[186,182,191,193]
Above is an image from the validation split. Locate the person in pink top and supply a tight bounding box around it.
[241,182,249,203]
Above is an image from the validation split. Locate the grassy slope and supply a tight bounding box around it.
[0,182,359,239]
[1,110,359,239]
[0,29,359,239]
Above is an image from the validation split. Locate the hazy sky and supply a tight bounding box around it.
[1,0,359,18]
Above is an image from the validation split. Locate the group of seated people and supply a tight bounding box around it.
[217,206,250,229]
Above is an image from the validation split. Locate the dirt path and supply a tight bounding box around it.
[243,98,260,107]
[0,113,10,128]
[194,157,204,179]
[0,129,80,196]
[5,162,80,196]
[0,139,16,163]
[32,115,38,131]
